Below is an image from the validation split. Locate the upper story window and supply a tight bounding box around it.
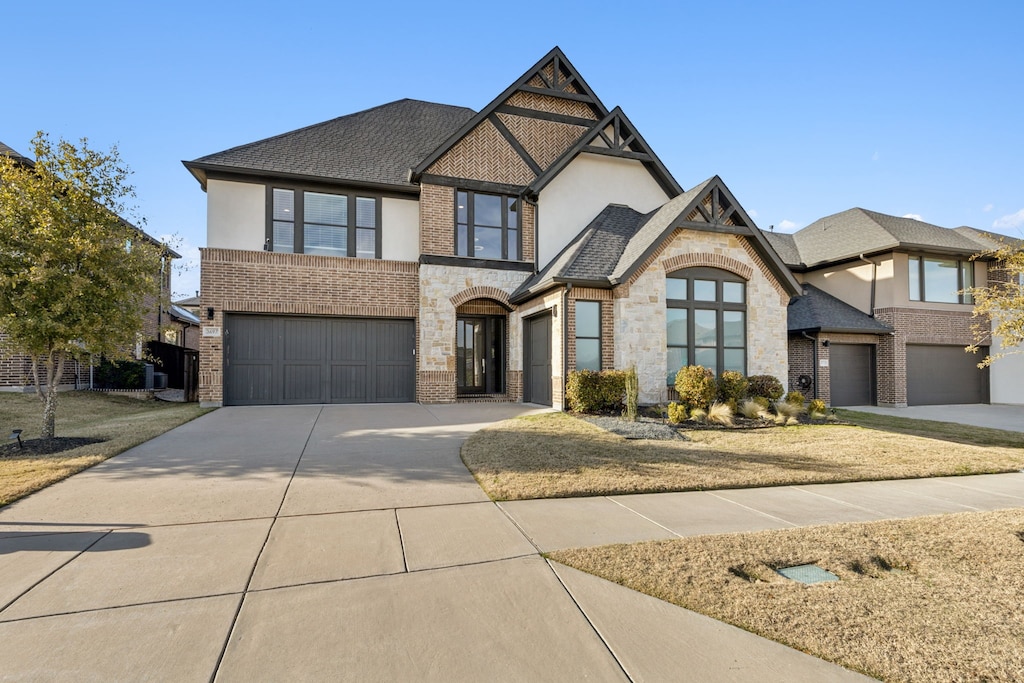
[666,267,746,383]
[908,255,974,304]
[456,190,520,260]
[269,187,380,258]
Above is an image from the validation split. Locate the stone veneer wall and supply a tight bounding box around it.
[199,248,419,405]
[873,307,976,407]
[613,230,790,405]
[418,264,531,404]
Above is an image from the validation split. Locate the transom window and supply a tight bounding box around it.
[666,267,746,383]
[575,301,601,371]
[908,255,974,304]
[456,190,520,260]
[269,187,380,258]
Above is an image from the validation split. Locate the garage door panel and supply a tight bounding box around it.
[907,345,988,405]
[330,365,368,402]
[225,315,414,406]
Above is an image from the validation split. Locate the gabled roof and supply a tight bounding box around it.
[525,107,682,199]
[512,176,802,303]
[183,99,476,191]
[411,47,607,179]
[168,305,200,325]
[776,208,1002,269]
[788,284,893,335]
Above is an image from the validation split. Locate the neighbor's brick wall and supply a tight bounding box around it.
[874,307,975,407]
[0,334,84,390]
[199,248,419,405]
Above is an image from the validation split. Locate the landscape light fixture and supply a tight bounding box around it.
[9,429,23,449]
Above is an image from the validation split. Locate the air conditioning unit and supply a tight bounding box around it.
[153,372,168,390]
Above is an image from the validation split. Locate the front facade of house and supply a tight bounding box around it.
[186,48,799,408]
[766,210,1018,406]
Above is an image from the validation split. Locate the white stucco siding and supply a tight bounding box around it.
[207,179,266,250]
[614,231,789,404]
[991,333,1024,405]
[537,153,670,269]
[382,197,420,262]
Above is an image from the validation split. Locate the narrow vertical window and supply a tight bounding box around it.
[908,256,921,301]
[355,197,377,259]
[575,301,601,371]
[272,189,295,253]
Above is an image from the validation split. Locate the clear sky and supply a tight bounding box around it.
[6,0,1022,299]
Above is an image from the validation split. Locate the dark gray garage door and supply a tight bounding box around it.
[907,344,989,405]
[224,315,415,406]
[830,343,876,406]
[524,313,552,406]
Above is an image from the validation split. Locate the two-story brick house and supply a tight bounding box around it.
[765,208,1016,406]
[184,48,801,408]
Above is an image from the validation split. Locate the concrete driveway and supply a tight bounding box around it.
[0,404,867,681]
[845,403,1024,432]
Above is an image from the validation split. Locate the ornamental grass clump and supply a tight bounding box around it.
[774,400,804,420]
[739,399,771,420]
[688,407,708,424]
[707,402,734,427]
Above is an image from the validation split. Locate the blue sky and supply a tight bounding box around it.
[6,0,1023,298]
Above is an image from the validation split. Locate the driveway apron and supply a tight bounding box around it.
[0,403,868,681]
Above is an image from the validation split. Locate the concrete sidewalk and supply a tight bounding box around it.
[1,403,880,681]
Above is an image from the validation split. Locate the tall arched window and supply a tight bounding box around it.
[666,267,746,383]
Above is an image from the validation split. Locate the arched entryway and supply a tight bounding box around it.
[455,298,509,396]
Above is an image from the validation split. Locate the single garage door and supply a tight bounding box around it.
[907,344,989,405]
[224,315,415,406]
[830,343,876,406]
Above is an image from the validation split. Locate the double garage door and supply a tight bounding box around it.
[224,315,415,406]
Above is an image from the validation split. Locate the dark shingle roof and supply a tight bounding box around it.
[512,205,650,300]
[761,231,801,266]
[186,99,476,189]
[788,284,893,334]
[0,141,33,166]
[784,208,998,268]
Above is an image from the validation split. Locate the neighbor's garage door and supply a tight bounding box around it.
[224,315,415,406]
[907,344,989,405]
[830,343,876,406]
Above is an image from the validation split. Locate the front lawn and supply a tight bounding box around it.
[551,509,1024,682]
[461,412,1024,500]
[0,391,208,507]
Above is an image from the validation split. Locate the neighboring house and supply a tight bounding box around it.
[764,208,1017,406]
[184,47,801,408]
[174,294,201,319]
[0,140,180,391]
[165,305,200,350]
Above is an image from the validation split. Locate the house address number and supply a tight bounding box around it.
[203,326,222,338]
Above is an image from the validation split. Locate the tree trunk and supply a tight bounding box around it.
[37,350,65,440]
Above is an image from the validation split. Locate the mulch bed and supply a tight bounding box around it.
[0,437,105,458]
[578,412,843,440]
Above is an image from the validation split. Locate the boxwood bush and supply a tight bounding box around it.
[566,370,626,414]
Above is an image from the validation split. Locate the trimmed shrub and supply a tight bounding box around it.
[784,390,806,406]
[747,375,784,401]
[566,370,627,414]
[667,401,687,424]
[717,370,748,405]
[624,366,639,422]
[707,402,734,426]
[94,358,147,390]
[674,365,716,411]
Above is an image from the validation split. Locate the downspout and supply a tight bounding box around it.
[562,282,571,412]
[800,331,818,400]
[858,254,879,316]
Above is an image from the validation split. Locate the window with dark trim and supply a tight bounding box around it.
[268,186,381,258]
[575,301,601,371]
[456,190,520,260]
[908,255,974,304]
[666,267,746,383]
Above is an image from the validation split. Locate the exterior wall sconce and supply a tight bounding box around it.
[206,307,215,320]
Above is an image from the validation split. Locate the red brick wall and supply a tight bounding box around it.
[199,248,419,405]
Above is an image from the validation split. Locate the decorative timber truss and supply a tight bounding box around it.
[411,47,681,200]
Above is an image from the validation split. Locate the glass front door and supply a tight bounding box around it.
[457,316,505,394]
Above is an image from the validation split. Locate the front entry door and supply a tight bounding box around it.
[457,316,505,394]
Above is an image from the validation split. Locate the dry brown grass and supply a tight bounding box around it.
[551,509,1024,682]
[462,412,1024,500]
[1,391,208,506]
